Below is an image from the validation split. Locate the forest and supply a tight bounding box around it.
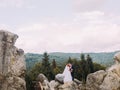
[25,52,106,90]
[25,51,119,71]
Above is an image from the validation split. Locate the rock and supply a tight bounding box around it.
[53,74,81,90]
[58,81,78,90]
[114,52,120,64]
[55,74,64,84]
[100,71,120,90]
[74,78,82,85]
[0,30,26,90]
[49,80,61,90]
[78,84,86,90]
[34,52,120,90]
[35,73,80,90]
[85,52,120,90]
[86,70,107,90]
[36,73,50,90]
[36,73,48,83]
[107,63,120,77]
[99,52,120,90]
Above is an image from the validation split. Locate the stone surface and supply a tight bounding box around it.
[78,84,86,90]
[36,73,48,83]
[49,80,61,90]
[86,52,120,90]
[86,70,107,90]
[114,52,120,63]
[36,73,80,90]
[36,73,50,90]
[100,71,120,90]
[0,30,26,90]
[58,82,78,90]
[55,74,64,84]
[74,78,82,85]
[34,52,120,90]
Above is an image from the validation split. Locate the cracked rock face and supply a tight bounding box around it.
[86,52,120,90]
[0,30,26,90]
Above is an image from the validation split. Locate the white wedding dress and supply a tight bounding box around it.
[62,65,72,83]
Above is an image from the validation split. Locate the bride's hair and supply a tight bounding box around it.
[67,63,71,67]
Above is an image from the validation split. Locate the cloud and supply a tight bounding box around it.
[14,11,120,53]
[73,11,105,22]
[73,0,106,12]
[0,0,36,8]
[0,0,25,8]
[0,24,13,31]
[0,0,119,53]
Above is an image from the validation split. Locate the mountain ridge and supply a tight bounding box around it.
[25,50,120,70]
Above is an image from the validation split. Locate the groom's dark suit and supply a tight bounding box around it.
[71,64,75,81]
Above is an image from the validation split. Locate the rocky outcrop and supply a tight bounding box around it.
[86,52,120,90]
[0,30,26,90]
[55,74,64,84]
[58,82,78,90]
[86,70,107,90]
[36,73,50,90]
[35,52,120,90]
[50,80,61,90]
[36,73,80,90]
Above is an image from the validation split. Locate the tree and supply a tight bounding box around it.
[86,54,94,73]
[80,53,87,83]
[41,52,54,80]
[72,59,81,80]
[26,62,42,90]
[67,57,73,63]
[42,52,50,67]
[52,59,57,69]
[81,53,85,61]
[52,59,61,77]
[93,62,106,71]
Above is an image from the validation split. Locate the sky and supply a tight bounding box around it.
[0,0,120,53]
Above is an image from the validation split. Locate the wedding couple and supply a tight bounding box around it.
[62,63,74,84]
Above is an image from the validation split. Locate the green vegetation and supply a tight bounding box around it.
[41,52,54,80]
[66,54,106,83]
[26,52,106,90]
[25,51,119,71]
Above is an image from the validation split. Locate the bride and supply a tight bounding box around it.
[62,63,72,84]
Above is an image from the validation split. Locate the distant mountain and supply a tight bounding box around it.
[25,51,120,70]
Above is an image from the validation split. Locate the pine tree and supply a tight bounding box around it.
[86,54,94,73]
[81,53,85,61]
[72,59,80,79]
[67,57,73,63]
[41,52,53,80]
[52,59,61,77]
[42,52,50,67]
[52,59,57,69]
[80,53,87,83]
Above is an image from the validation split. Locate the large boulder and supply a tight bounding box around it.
[86,70,107,90]
[86,52,120,90]
[58,82,78,90]
[36,73,80,90]
[100,71,120,90]
[0,30,26,90]
[36,73,48,83]
[74,78,82,85]
[49,80,61,90]
[114,52,120,64]
[36,73,50,90]
[55,74,64,84]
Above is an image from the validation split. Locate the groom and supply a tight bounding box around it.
[70,63,75,81]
